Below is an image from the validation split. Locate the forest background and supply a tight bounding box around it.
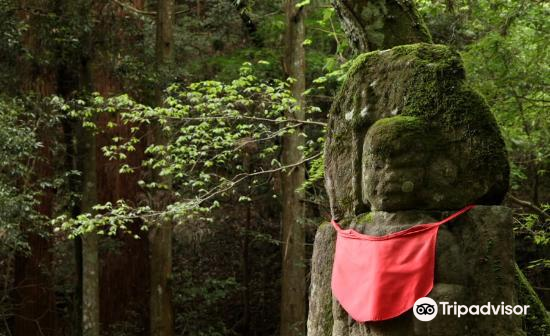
[0,0,548,336]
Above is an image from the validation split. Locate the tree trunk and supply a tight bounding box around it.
[280,1,307,335]
[233,0,261,46]
[78,122,100,336]
[82,235,99,336]
[331,0,432,53]
[84,1,151,333]
[150,1,175,335]
[149,217,173,336]
[12,1,58,335]
[74,3,100,334]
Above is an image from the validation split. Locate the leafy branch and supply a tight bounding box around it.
[51,62,327,238]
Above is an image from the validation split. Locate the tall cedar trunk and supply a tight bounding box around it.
[58,8,93,330]
[280,1,307,335]
[150,1,175,335]
[12,1,57,335]
[62,119,83,336]
[331,0,432,53]
[91,1,150,333]
[78,3,101,335]
[79,122,100,336]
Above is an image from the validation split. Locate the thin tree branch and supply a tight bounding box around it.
[111,0,156,15]
[193,152,323,205]
[58,153,323,228]
[509,194,550,221]
[173,115,327,127]
[110,0,188,16]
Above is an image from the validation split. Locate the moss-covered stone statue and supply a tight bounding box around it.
[307,43,529,336]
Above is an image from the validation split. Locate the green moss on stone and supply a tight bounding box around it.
[366,116,438,158]
[326,43,509,211]
[515,264,550,335]
[356,211,374,224]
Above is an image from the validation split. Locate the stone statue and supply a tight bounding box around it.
[307,43,525,336]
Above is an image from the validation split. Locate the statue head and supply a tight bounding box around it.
[362,116,461,211]
[325,43,509,217]
[361,113,510,212]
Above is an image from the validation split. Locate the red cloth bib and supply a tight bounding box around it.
[331,205,475,322]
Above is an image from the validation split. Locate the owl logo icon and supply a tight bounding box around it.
[413,297,438,321]
[416,303,435,315]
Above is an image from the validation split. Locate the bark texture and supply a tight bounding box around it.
[150,1,175,335]
[149,217,174,336]
[88,1,150,333]
[280,1,307,335]
[331,0,432,53]
[12,1,58,335]
[79,123,100,336]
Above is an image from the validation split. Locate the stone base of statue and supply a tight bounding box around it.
[307,206,525,336]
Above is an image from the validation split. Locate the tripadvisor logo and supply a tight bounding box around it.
[413,297,530,322]
[413,297,438,321]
